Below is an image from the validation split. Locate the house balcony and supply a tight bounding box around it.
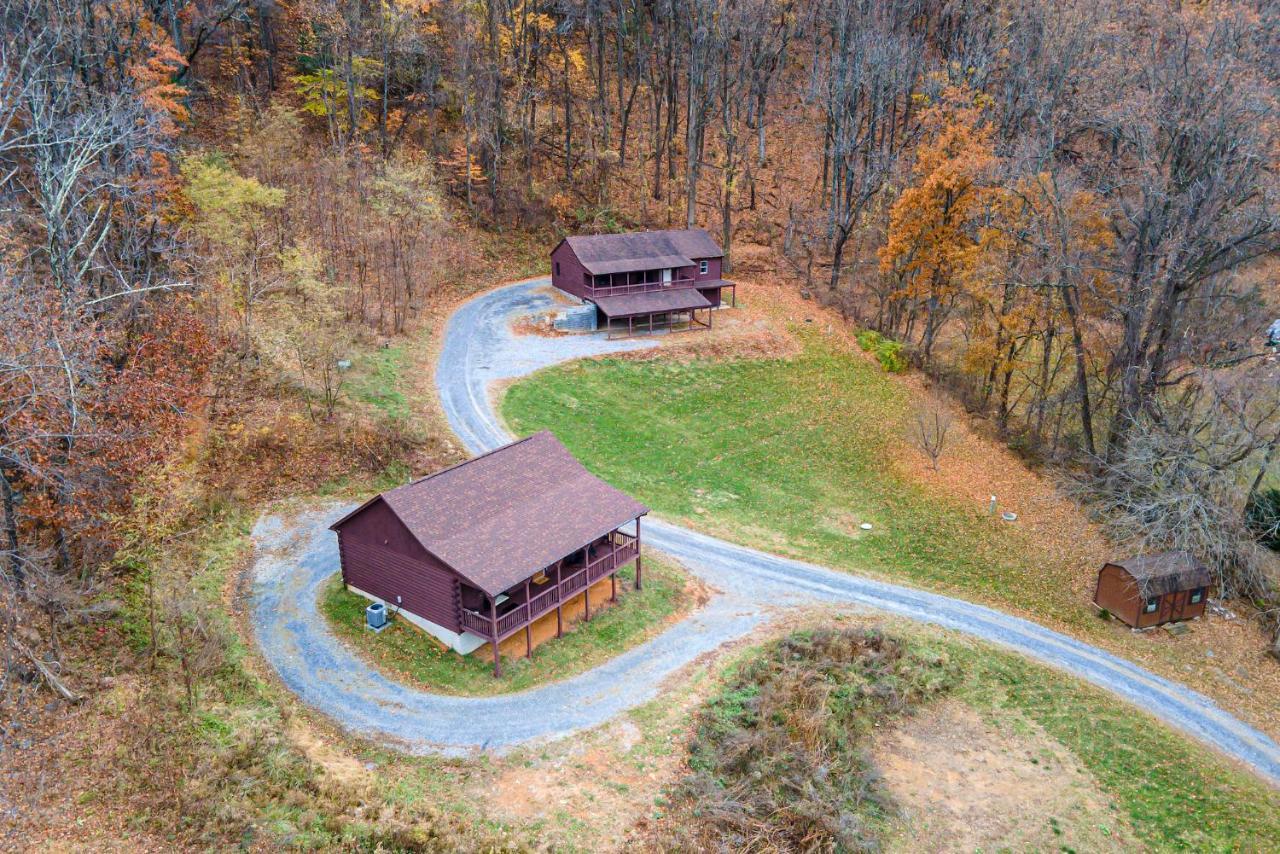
[458,531,639,643]
[587,277,701,297]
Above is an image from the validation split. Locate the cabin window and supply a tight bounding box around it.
[555,261,560,275]
[699,260,709,275]
[1144,597,1159,614]
[1190,587,1205,604]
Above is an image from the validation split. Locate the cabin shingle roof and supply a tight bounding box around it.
[332,432,647,596]
[1111,551,1212,597]
[592,288,712,318]
[564,228,723,275]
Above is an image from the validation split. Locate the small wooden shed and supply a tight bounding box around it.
[1093,551,1212,628]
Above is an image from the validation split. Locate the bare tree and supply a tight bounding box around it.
[911,397,952,472]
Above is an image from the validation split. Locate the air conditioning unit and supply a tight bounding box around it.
[366,602,387,630]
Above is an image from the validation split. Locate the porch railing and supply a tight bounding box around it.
[460,532,639,641]
[588,277,699,297]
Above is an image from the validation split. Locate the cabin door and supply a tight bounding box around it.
[662,268,672,286]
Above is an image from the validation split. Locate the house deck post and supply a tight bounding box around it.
[635,516,643,590]
[524,578,532,658]
[488,593,501,677]
[583,545,591,621]
[555,560,563,638]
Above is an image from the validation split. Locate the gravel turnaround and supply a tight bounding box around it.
[250,278,1280,783]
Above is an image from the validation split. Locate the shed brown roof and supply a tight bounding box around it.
[564,228,723,275]
[332,432,647,596]
[592,288,712,319]
[1110,551,1212,597]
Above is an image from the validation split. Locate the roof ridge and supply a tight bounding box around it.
[395,431,549,491]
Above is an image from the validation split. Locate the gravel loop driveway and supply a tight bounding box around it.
[251,278,1280,782]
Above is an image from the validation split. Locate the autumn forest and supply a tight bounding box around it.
[2,0,1279,846]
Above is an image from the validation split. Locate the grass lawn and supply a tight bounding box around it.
[954,639,1280,850]
[659,621,1280,851]
[320,555,692,696]
[505,338,1280,848]
[504,331,1107,635]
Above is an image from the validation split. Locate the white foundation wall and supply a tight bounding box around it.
[345,583,487,655]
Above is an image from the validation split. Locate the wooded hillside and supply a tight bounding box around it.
[0,0,1278,842]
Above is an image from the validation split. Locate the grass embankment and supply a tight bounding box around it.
[321,557,691,695]
[647,625,1280,851]
[647,628,956,851]
[504,333,1099,633]
[956,644,1280,850]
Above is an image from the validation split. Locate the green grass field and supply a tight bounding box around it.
[650,620,1280,850]
[504,333,1097,633]
[503,335,1280,848]
[953,642,1280,850]
[320,557,690,695]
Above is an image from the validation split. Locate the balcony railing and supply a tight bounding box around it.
[460,533,639,641]
[588,278,699,297]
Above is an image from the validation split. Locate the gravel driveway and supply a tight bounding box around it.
[251,278,1280,783]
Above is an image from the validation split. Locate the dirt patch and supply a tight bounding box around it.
[287,718,372,788]
[873,700,1136,852]
[536,284,582,306]
[481,682,703,851]
[608,286,800,363]
[511,312,569,337]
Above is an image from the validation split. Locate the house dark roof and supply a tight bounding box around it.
[1111,551,1212,597]
[563,228,723,275]
[331,432,647,597]
[592,288,712,319]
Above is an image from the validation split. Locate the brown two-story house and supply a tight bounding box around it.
[550,228,736,336]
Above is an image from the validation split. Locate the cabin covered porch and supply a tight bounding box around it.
[458,521,643,675]
[592,289,717,339]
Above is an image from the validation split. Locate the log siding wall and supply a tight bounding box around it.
[338,535,462,633]
[1093,564,1208,628]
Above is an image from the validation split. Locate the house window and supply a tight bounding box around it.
[1144,597,1159,614]
[555,261,560,276]
[699,260,709,275]
[1189,587,1205,604]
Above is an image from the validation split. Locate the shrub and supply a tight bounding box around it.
[645,628,957,852]
[856,329,907,372]
[874,339,907,373]
[855,329,883,352]
[1245,488,1280,552]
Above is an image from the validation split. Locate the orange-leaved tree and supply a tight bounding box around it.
[879,83,997,368]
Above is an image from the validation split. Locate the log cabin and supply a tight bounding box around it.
[1093,551,1212,628]
[550,227,736,336]
[330,432,648,675]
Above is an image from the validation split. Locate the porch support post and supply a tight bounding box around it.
[555,560,563,638]
[583,545,591,622]
[635,516,643,590]
[488,593,501,677]
[524,578,532,658]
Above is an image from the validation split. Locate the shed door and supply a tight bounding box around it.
[1158,593,1176,623]
[1169,590,1188,621]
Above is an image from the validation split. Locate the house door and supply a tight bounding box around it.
[662,268,672,286]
